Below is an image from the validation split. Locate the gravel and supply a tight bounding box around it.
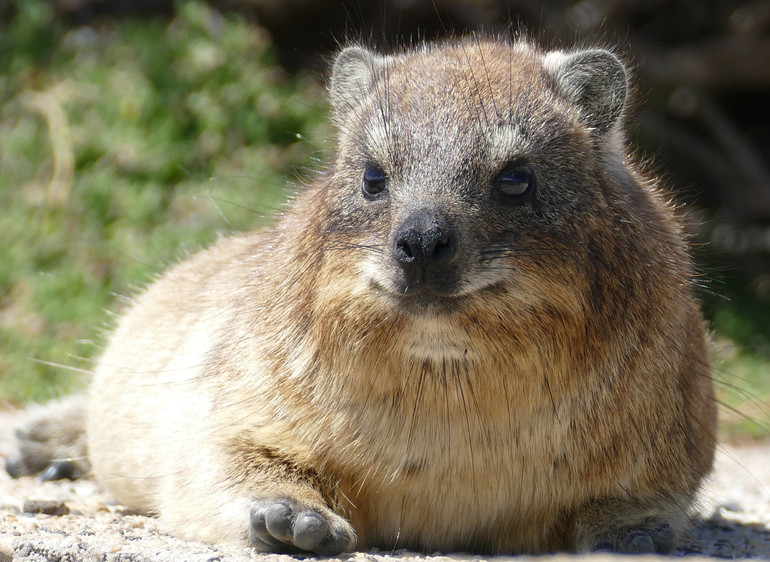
[1,405,769,562]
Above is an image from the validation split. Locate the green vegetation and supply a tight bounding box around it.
[0,0,328,401]
[0,0,768,441]
[703,271,770,440]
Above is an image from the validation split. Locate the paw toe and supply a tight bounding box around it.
[651,523,676,553]
[5,448,49,478]
[293,511,329,551]
[249,503,286,551]
[5,456,25,479]
[316,525,355,556]
[264,502,294,542]
[614,523,676,554]
[621,531,656,553]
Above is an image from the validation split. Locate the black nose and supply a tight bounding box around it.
[393,210,456,269]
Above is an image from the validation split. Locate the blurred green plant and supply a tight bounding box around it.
[702,270,770,441]
[0,0,328,401]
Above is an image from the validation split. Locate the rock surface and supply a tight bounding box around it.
[1,404,769,561]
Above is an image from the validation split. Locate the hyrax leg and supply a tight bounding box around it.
[155,440,356,555]
[569,497,688,554]
[5,394,89,481]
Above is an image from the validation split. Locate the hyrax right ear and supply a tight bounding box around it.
[329,46,387,116]
[544,49,628,134]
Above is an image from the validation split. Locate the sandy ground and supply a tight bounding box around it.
[0,405,769,562]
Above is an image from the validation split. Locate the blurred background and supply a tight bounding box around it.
[0,0,769,440]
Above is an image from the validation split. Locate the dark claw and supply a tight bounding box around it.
[40,460,83,481]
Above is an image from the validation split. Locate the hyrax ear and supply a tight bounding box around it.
[544,49,628,134]
[329,46,388,116]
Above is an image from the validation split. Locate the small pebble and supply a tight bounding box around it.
[22,499,69,516]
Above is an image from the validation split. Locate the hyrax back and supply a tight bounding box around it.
[10,38,715,555]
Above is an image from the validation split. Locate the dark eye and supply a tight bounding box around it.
[496,163,535,200]
[362,166,387,199]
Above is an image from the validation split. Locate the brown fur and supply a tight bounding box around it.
[8,37,715,555]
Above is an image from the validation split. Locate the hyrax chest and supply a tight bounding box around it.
[304,349,584,552]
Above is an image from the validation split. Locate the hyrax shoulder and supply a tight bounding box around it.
[9,37,715,556]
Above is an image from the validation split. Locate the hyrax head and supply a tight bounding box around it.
[324,39,629,315]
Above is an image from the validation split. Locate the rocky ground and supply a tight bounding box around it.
[0,405,769,562]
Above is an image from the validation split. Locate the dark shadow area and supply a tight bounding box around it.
[682,511,770,558]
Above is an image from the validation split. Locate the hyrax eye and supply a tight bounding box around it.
[495,163,535,200]
[362,166,388,199]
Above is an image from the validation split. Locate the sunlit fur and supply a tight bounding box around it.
[16,37,716,554]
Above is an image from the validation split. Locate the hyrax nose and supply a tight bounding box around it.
[393,210,456,269]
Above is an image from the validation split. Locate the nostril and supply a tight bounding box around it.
[430,234,454,263]
[399,241,413,258]
[394,237,418,263]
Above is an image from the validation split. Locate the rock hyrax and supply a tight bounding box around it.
[7,37,716,555]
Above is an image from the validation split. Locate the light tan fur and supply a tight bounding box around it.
[8,37,715,555]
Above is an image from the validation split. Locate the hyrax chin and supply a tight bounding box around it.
[7,37,716,555]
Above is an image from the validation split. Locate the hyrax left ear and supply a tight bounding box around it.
[329,46,388,117]
[545,49,628,134]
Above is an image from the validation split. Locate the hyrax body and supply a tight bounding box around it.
[8,38,716,555]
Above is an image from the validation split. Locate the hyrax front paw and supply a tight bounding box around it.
[249,498,356,555]
[5,396,89,481]
[571,497,686,555]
